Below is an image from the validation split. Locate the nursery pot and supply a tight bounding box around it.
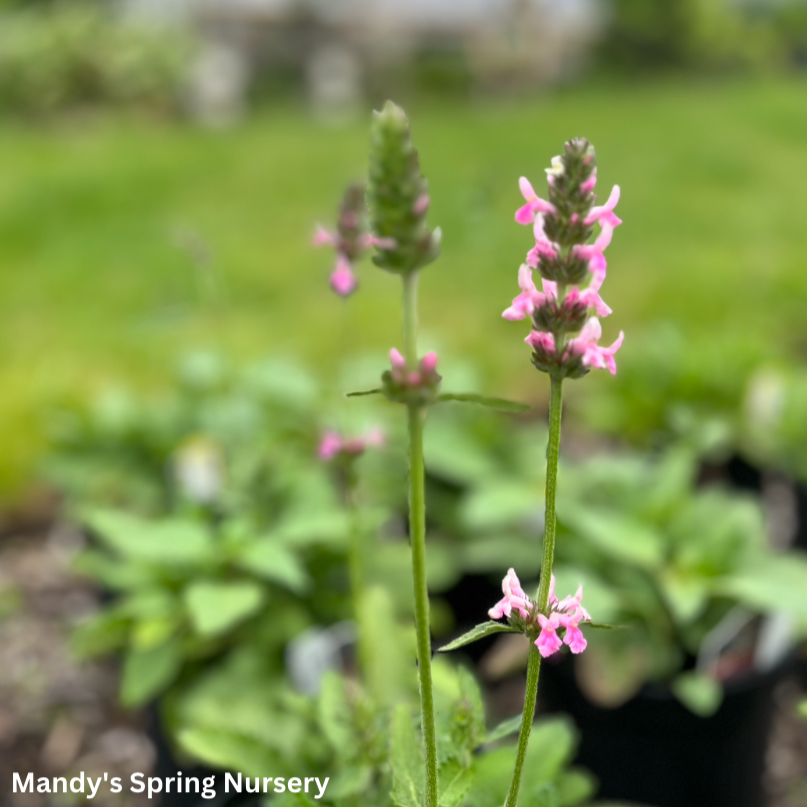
[539,654,794,807]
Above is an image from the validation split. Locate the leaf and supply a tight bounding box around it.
[559,506,665,569]
[72,549,155,590]
[184,581,265,637]
[438,760,474,807]
[671,671,724,717]
[437,393,531,413]
[274,509,350,548]
[556,768,596,806]
[484,714,523,744]
[317,672,357,757]
[120,640,181,707]
[235,539,310,593]
[84,509,213,566]
[178,728,282,777]
[347,389,383,397]
[71,610,129,658]
[439,622,520,653]
[391,704,425,807]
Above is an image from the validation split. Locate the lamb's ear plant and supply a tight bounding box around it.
[441,138,624,807]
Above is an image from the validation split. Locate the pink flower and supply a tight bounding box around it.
[371,235,397,250]
[525,330,556,353]
[318,431,344,460]
[313,225,338,247]
[536,614,563,657]
[584,185,622,229]
[318,428,385,461]
[421,352,438,373]
[568,318,624,375]
[559,618,587,654]
[503,265,538,321]
[389,348,406,370]
[564,275,612,318]
[526,215,560,267]
[580,171,597,194]
[489,568,530,620]
[548,573,558,606]
[330,254,358,297]
[515,177,558,225]
[413,194,430,215]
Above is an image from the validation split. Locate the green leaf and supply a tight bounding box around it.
[178,728,282,777]
[84,509,213,566]
[438,760,474,807]
[391,704,425,807]
[72,549,155,590]
[671,671,723,717]
[274,509,350,548]
[71,610,129,658]
[235,539,310,593]
[439,622,520,653]
[317,672,357,757]
[347,389,383,397]
[484,714,523,744]
[120,640,181,707]
[437,393,531,413]
[559,506,665,569]
[184,581,265,637]
[556,768,596,806]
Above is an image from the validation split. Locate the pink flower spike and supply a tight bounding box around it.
[584,186,622,228]
[389,348,407,370]
[515,176,557,225]
[413,194,430,215]
[580,170,597,194]
[503,264,538,321]
[536,614,563,658]
[318,431,343,460]
[313,225,338,247]
[330,254,357,297]
[574,285,612,317]
[420,352,439,373]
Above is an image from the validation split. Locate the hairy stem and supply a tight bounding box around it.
[505,374,563,807]
[402,270,438,807]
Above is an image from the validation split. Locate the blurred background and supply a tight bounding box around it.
[4,0,807,806]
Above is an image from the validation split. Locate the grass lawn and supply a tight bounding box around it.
[2,76,807,495]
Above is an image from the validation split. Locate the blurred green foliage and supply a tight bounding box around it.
[0,3,193,116]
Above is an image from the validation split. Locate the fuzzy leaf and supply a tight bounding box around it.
[391,705,425,807]
[484,714,523,744]
[439,622,520,653]
[437,393,530,413]
[438,760,474,807]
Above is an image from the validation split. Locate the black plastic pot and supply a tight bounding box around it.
[540,654,795,807]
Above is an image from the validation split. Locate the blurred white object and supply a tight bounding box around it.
[306,44,363,120]
[185,42,250,127]
[173,435,225,503]
[285,622,356,695]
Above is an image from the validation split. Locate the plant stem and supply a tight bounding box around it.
[402,271,438,807]
[505,373,563,807]
[345,466,369,674]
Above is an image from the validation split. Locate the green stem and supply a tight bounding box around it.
[345,467,365,660]
[402,271,438,807]
[505,374,563,807]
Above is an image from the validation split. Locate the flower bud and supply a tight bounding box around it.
[366,101,441,275]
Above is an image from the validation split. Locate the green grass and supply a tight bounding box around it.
[2,77,807,495]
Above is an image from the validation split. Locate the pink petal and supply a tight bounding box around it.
[563,624,587,654]
[330,255,357,297]
[389,348,406,369]
[313,225,338,247]
[515,202,538,226]
[413,194,430,215]
[519,176,536,202]
[318,431,343,460]
[420,352,439,373]
[584,185,622,228]
[525,330,556,353]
